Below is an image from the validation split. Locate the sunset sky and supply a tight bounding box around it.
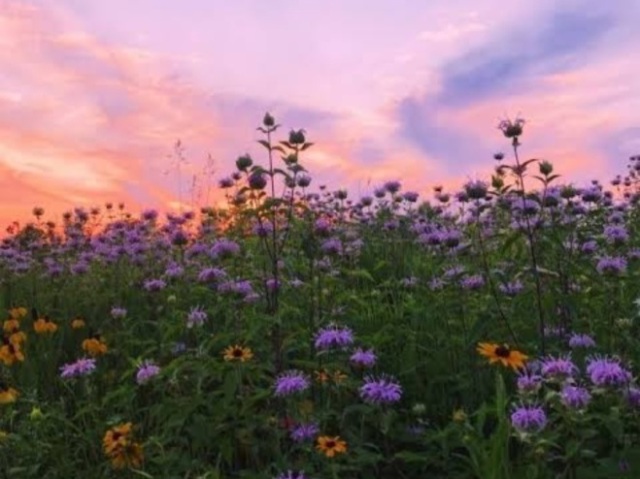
[1,0,639,226]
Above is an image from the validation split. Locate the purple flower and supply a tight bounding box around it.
[402,191,419,203]
[568,333,596,349]
[604,225,629,245]
[274,370,310,397]
[187,306,207,328]
[625,386,640,407]
[596,256,627,275]
[143,278,166,292]
[516,370,542,394]
[540,354,578,381]
[60,357,96,379]
[320,238,343,255]
[136,360,161,385]
[289,422,319,443]
[275,472,307,479]
[560,385,591,409]
[460,274,485,290]
[499,280,524,297]
[384,180,402,194]
[314,324,354,350]
[586,356,632,387]
[510,404,547,432]
[359,375,403,404]
[350,348,377,368]
[210,238,241,258]
[110,307,127,319]
[198,267,227,283]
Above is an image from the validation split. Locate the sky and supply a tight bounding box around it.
[1,0,639,227]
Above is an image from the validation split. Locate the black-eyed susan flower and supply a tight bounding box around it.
[0,382,19,405]
[332,370,347,385]
[82,335,108,357]
[33,316,58,334]
[8,307,27,320]
[103,422,144,469]
[71,317,86,330]
[3,319,20,334]
[0,340,24,366]
[9,331,27,347]
[314,369,330,384]
[477,342,527,370]
[222,345,253,362]
[316,435,347,458]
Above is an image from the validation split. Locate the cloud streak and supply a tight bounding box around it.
[0,0,638,228]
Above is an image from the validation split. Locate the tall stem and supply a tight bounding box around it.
[512,140,546,355]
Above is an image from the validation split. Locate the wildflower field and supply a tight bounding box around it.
[3,115,640,478]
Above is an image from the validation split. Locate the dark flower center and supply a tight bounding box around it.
[232,348,243,357]
[326,440,336,449]
[495,345,511,358]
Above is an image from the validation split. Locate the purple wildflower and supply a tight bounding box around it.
[198,267,227,283]
[625,386,640,407]
[350,348,377,368]
[568,333,596,349]
[289,422,319,443]
[586,356,632,387]
[60,357,96,379]
[510,404,547,433]
[499,280,524,297]
[516,370,542,394]
[274,370,310,397]
[275,472,307,479]
[314,324,354,350]
[187,306,207,328]
[210,238,241,258]
[540,354,578,381]
[110,306,127,319]
[359,375,403,404]
[460,274,485,290]
[560,385,591,409]
[136,360,161,385]
[596,256,627,275]
[143,278,166,292]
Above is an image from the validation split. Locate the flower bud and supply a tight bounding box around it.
[236,154,253,171]
[412,403,426,415]
[289,129,306,145]
[30,406,44,421]
[491,175,504,189]
[263,112,275,127]
[248,172,267,190]
[539,160,553,176]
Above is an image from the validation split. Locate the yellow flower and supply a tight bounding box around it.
[0,383,18,405]
[453,409,467,423]
[71,317,86,330]
[316,435,347,458]
[103,422,144,469]
[314,369,330,384]
[33,316,58,334]
[82,336,108,357]
[222,345,253,362]
[9,331,27,347]
[3,319,20,334]
[8,307,27,320]
[477,342,527,370]
[0,341,24,366]
[332,370,347,385]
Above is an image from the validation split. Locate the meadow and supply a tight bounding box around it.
[2,114,640,478]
